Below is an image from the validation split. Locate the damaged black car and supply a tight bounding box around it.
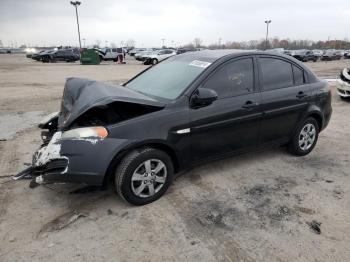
[19,50,332,205]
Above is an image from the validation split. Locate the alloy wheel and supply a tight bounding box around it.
[131,159,167,198]
[298,123,316,151]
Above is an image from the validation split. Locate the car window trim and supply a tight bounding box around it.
[257,55,301,92]
[193,56,257,100]
[292,65,305,86]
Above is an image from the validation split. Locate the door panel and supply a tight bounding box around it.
[189,57,262,162]
[190,93,262,161]
[259,87,307,143]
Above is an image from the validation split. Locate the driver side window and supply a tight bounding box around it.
[202,58,254,99]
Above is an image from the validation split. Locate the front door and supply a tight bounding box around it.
[189,57,262,162]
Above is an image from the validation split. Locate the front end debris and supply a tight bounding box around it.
[336,68,350,98]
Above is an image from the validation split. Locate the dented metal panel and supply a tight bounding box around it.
[58,78,165,129]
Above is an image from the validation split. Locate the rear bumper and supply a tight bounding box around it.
[32,132,130,186]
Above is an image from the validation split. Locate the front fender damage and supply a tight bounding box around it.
[14,77,163,188]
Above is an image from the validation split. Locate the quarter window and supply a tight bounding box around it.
[260,58,293,91]
[293,65,304,85]
[202,58,254,98]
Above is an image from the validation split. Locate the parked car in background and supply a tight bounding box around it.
[336,68,350,98]
[321,50,339,61]
[129,48,146,56]
[41,49,80,63]
[334,50,343,60]
[344,50,350,59]
[26,50,332,205]
[98,48,123,62]
[176,48,196,54]
[134,49,157,61]
[283,50,294,56]
[312,49,323,58]
[31,50,51,61]
[292,50,318,62]
[143,49,177,65]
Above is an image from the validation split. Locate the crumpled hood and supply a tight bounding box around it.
[58,77,165,129]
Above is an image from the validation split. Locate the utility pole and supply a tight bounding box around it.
[70,1,82,50]
[265,20,271,50]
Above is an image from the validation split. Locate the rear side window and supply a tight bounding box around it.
[260,58,293,91]
[293,65,304,85]
[203,58,254,98]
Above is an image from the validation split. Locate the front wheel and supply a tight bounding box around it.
[115,148,174,205]
[151,58,158,65]
[288,117,319,156]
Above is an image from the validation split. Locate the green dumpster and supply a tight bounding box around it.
[80,49,101,65]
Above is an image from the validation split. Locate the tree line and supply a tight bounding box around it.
[183,38,350,50]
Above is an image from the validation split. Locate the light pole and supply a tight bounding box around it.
[161,38,165,47]
[264,20,271,50]
[70,1,82,50]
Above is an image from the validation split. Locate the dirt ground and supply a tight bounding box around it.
[0,54,349,262]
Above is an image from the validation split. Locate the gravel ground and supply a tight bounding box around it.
[0,54,349,262]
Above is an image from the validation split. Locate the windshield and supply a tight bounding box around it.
[126,58,207,100]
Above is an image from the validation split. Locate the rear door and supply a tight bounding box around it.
[105,48,112,59]
[257,56,308,145]
[189,57,262,161]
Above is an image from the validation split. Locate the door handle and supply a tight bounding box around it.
[242,101,259,110]
[296,91,307,99]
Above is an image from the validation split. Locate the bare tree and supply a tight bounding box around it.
[94,40,101,48]
[126,39,136,48]
[193,38,202,48]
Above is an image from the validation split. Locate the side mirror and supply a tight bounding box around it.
[191,88,218,108]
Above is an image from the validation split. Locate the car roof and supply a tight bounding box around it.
[173,49,294,63]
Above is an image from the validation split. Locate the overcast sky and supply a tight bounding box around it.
[0,0,349,47]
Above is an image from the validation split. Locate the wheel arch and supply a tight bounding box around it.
[103,141,180,186]
[308,112,323,130]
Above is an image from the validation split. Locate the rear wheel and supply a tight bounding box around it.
[115,148,173,205]
[288,117,319,156]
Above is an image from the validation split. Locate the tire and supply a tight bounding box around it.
[115,148,174,205]
[151,58,158,65]
[42,56,49,63]
[288,117,319,156]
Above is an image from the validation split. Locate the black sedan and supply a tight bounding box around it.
[41,49,80,63]
[21,50,332,205]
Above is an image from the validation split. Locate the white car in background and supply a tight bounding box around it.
[143,49,176,65]
[98,48,123,61]
[134,49,157,61]
[337,68,350,99]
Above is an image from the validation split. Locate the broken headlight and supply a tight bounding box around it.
[61,127,108,139]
